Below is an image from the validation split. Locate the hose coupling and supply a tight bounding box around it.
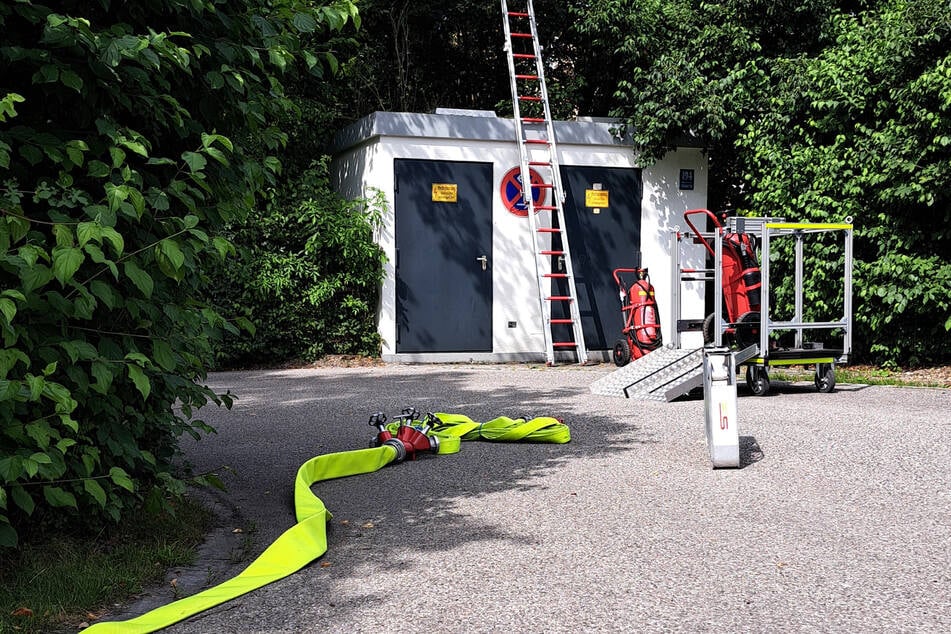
[382,438,407,463]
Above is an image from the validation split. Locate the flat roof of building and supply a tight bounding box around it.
[329,110,638,154]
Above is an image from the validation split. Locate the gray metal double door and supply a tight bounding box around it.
[394,159,642,354]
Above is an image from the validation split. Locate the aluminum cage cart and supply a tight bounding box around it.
[671,213,854,396]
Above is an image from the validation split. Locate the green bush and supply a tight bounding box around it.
[210,160,386,367]
[0,0,358,548]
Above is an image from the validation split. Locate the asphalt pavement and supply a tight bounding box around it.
[107,363,950,633]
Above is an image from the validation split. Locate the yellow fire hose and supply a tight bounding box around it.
[84,412,570,633]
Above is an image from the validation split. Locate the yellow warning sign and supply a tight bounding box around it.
[432,183,458,203]
[585,189,609,208]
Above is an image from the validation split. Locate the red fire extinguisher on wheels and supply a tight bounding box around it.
[612,268,663,367]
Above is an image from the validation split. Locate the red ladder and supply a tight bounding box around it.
[500,0,588,366]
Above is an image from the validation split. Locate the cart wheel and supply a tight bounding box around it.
[815,363,836,393]
[735,311,761,349]
[702,313,715,345]
[746,366,770,396]
[612,337,632,367]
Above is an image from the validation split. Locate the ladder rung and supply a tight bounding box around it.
[516,74,539,80]
[547,296,573,301]
[528,161,551,166]
[508,12,529,17]
[522,117,545,122]
[524,139,549,144]
[553,342,578,348]
[518,95,542,101]
[544,273,568,278]
[537,227,561,233]
[534,183,554,188]
[513,54,537,59]
[533,205,557,211]
[511,33,533,38]
[550,319,574,324]
[540,250,564,255]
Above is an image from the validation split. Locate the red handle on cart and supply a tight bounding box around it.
[683,208,722,258]
[612,267,640,288]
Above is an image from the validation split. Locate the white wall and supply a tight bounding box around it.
[641,148,708,350]
[331,132,707,361]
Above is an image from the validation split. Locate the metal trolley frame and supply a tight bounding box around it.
[671,215,854,396]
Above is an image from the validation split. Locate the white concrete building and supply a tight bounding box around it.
[330,109,706,363]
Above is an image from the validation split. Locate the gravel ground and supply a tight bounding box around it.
[108,364,950,633]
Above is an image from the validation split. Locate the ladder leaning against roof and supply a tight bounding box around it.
[501,0,588,366]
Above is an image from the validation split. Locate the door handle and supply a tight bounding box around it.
[476,255,488,271]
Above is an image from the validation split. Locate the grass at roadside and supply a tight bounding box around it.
[0,495,213,633]
[766,365,950,389]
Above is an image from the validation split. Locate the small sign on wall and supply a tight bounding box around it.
[431,183,458,202]
[679,169,695,191]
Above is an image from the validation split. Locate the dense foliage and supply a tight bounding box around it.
[0,0,358,547]
[573,0,951,364]
[210,160,385,367]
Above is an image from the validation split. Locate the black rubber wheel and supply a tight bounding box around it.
[746,366,770,396]
[702,313,716,345]
[815,363,836,392]
[613,337,632,367]
[735,311,761,349]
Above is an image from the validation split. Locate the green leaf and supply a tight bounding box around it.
[21,263,53,294]
[182,151,207,173]
[84,479,107,507]
[293,12,318,33]
[158,239,185,269]
[124,260,154,298]
[29,452,52,465]
[0,349,29,378]
[127,364,150,399]
[156,239,185,280]
[124,352,150,366]
[11,485,34,515]
[60,69,83,92]
[43,485,78,509]
[152,340,177,372]
[109,466,135,492]
[88,160,111,177]
[105,183,128,212]
[90,280,118,308]
[109,146,126,168]
[56,438,77,453]
[90,361,114,394]
[0,298,16,325]
[26,375,45,401]
[101,226,125,256]
[263,156,282,174]
[0,456,23,481]
[51,246,85,285]
[120,139,148,157]
[211,236,234,259]
[77,221,102,247]
[52,224,74,248]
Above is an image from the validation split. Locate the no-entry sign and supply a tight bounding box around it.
[500,167,546,217]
